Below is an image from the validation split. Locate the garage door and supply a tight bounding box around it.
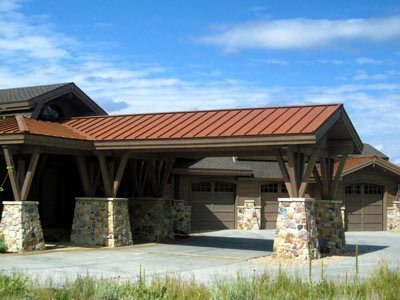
[344,184,384,231]
[190,181,236,230]
[261,183,289,229]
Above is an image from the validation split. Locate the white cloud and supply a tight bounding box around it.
[355,57,386,65]
[264,58,288,66]
[198,16,400,51]
[353,70,387,81]
[317,59,344,65]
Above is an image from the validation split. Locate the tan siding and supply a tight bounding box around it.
[237,180,260,206]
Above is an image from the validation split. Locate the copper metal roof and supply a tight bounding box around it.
[60,104,342,141]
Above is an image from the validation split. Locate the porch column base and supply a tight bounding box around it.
[273,198,320,260]
[0,201,45,253]
[315,200,346,254]
[387,201,400,231]
[237,200,261,230]
[70,197,133,247]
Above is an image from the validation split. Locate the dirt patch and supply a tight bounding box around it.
[248,252,355,266]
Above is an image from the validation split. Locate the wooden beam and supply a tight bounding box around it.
[98,153,112,197]
[312,165,323,199]
[320,158,330,199]
[275,149,293,197]
[20,149,40,201]
[159,158,175,196]
[17,159,25,188]
[298,149,319,197]
[2,146,21,201]
[287,148,299,198]
[331,155,348,200]
[112,152,129,197]
[76,155,93,197]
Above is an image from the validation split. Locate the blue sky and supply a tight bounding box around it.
[1,0,400,163]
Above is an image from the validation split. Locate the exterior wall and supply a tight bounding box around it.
[387,201,400,231]
[237,179,260,206]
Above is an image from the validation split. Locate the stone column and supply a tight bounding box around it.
[0,201,45,253]
[70,197,133,247]
[273,198,320,260]
[315,200,346,254]
[172,200,191,233]
[237,200,261,230]
[387,201,400,231]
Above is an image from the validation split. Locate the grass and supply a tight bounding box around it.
[0,263,398,299]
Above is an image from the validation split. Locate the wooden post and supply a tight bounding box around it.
[287,148,299,198]
[20,149,40,201]
[3,146,21,201]
[112,152,129,197]
[298,149,320,198]
[331,155,348,200]
[275,149,294,198]
[76,155,93,197]
[98,153,112,197]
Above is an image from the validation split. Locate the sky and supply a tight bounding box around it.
[0,0,400,163]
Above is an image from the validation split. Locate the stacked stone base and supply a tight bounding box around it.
[172,200,191,233]
[70,198,133,247]
[237,200,261,230]
[0,201,45,253]
[387,201,400,231]
[273,198,320,260]
[315,200,346,254]
[129,198,174,242]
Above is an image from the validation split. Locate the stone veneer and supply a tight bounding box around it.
[237,200,261,230]
[70,198,133,247]
[387,201,400,231]
[273,198,320,260]
[172,200,191,233]
[0,201,45,253]
[129,198,174,242]
[315,200,346,254]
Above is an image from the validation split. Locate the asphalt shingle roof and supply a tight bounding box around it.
[181,144,390,179]
[0,83,70,103]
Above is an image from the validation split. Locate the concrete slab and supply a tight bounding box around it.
[0,230,398,284]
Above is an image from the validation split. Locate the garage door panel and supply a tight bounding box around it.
[363,206,383,214]
[191,192,212,202]
[363,223,383,231]
[345,183,383,231]
[213,204,235,212]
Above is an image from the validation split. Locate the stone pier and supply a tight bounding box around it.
[172,200,191,233]
[0,201,45,253]
[315,200,346,254]
[70,197,133,247]
[273,198,320,260]
[237,200,261,230]
[387,201,400,231]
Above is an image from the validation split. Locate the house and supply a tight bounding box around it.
[173,144,400,232]
[0,83,398,257]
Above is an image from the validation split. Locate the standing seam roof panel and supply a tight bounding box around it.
[119,114,167,139]
[287,106,327,134]
[194,110,240,137]
[260,107,301,135]
[221,109,264,136]
[103,115,150,140]
[146,112,195,139]
[302,105,340,133]
[137,112,187,139]
[100,115,147,140]
[89,116,127,138]
[124,113,177,139]
[232,109,275,136]
[164,111,210,138]
[133,113,181,139]
[246,108,286,135]
[273,106,314,134]
[180,111,226,138]
[206,109,253,137]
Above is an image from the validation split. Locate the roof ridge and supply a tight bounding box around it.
[0,82,72,92]
[61,121,95,140]
[66,103,343,120]
[15,115,29,133]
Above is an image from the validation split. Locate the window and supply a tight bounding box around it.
[281,184,288,194]
[261,183,278,193]
[214,182,234,193]
[364,184,383,195]
[345,184,361,195]
[191,182,211,192]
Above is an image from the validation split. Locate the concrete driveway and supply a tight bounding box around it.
[0,230,398,284]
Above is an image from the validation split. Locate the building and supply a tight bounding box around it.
[0,83,398,256]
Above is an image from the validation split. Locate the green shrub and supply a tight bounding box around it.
[0,234,7,253]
